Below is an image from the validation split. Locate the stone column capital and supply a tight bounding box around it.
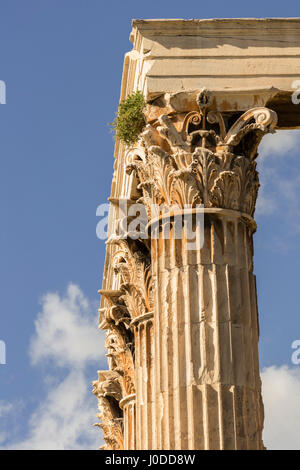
[126,91,277,219]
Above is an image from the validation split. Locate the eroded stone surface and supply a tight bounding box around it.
[93,18,298,450]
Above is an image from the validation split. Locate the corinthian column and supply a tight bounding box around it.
[128,90,277,450]
[111,238,154,450]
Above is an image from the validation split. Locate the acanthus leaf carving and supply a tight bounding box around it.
[98,290,132,361]
[97,289,136,397]
[111,238,153,320]
[105,328,135,396]
[126,92,277,217]
[95,230,154,450]
[92,370,124,450]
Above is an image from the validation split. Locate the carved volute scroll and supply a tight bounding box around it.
[95,216,153,450]
[98,291,131,331]
[105,328,135,396]
[94,88,278,450]
[95,288,135,450]
[92,12,300,450]
[126,89,278,218]
[92,371,124,450]
[111,238,153,320]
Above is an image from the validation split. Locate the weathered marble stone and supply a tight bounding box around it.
[94,18,300,450]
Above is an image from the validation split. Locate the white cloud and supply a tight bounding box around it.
[0,402,13,443]
[3,283,300,450]
[29,283,105,368]
[9,370,100,450]
[262,365,300,450]
[256,131,300,232]
[259,130,300,161]
[0,402,13,418]
[256,190,277,216]
[0,284,106,450]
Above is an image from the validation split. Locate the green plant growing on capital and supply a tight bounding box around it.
[110,91,146,146]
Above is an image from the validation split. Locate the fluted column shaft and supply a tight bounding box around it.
[132,313,155,449]
[96,98,277,450]
[120,394,136,450]
[150,209,264,450]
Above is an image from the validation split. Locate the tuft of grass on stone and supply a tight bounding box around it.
[110,91,146,146]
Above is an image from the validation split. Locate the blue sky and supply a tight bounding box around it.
[0,0,300,450]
